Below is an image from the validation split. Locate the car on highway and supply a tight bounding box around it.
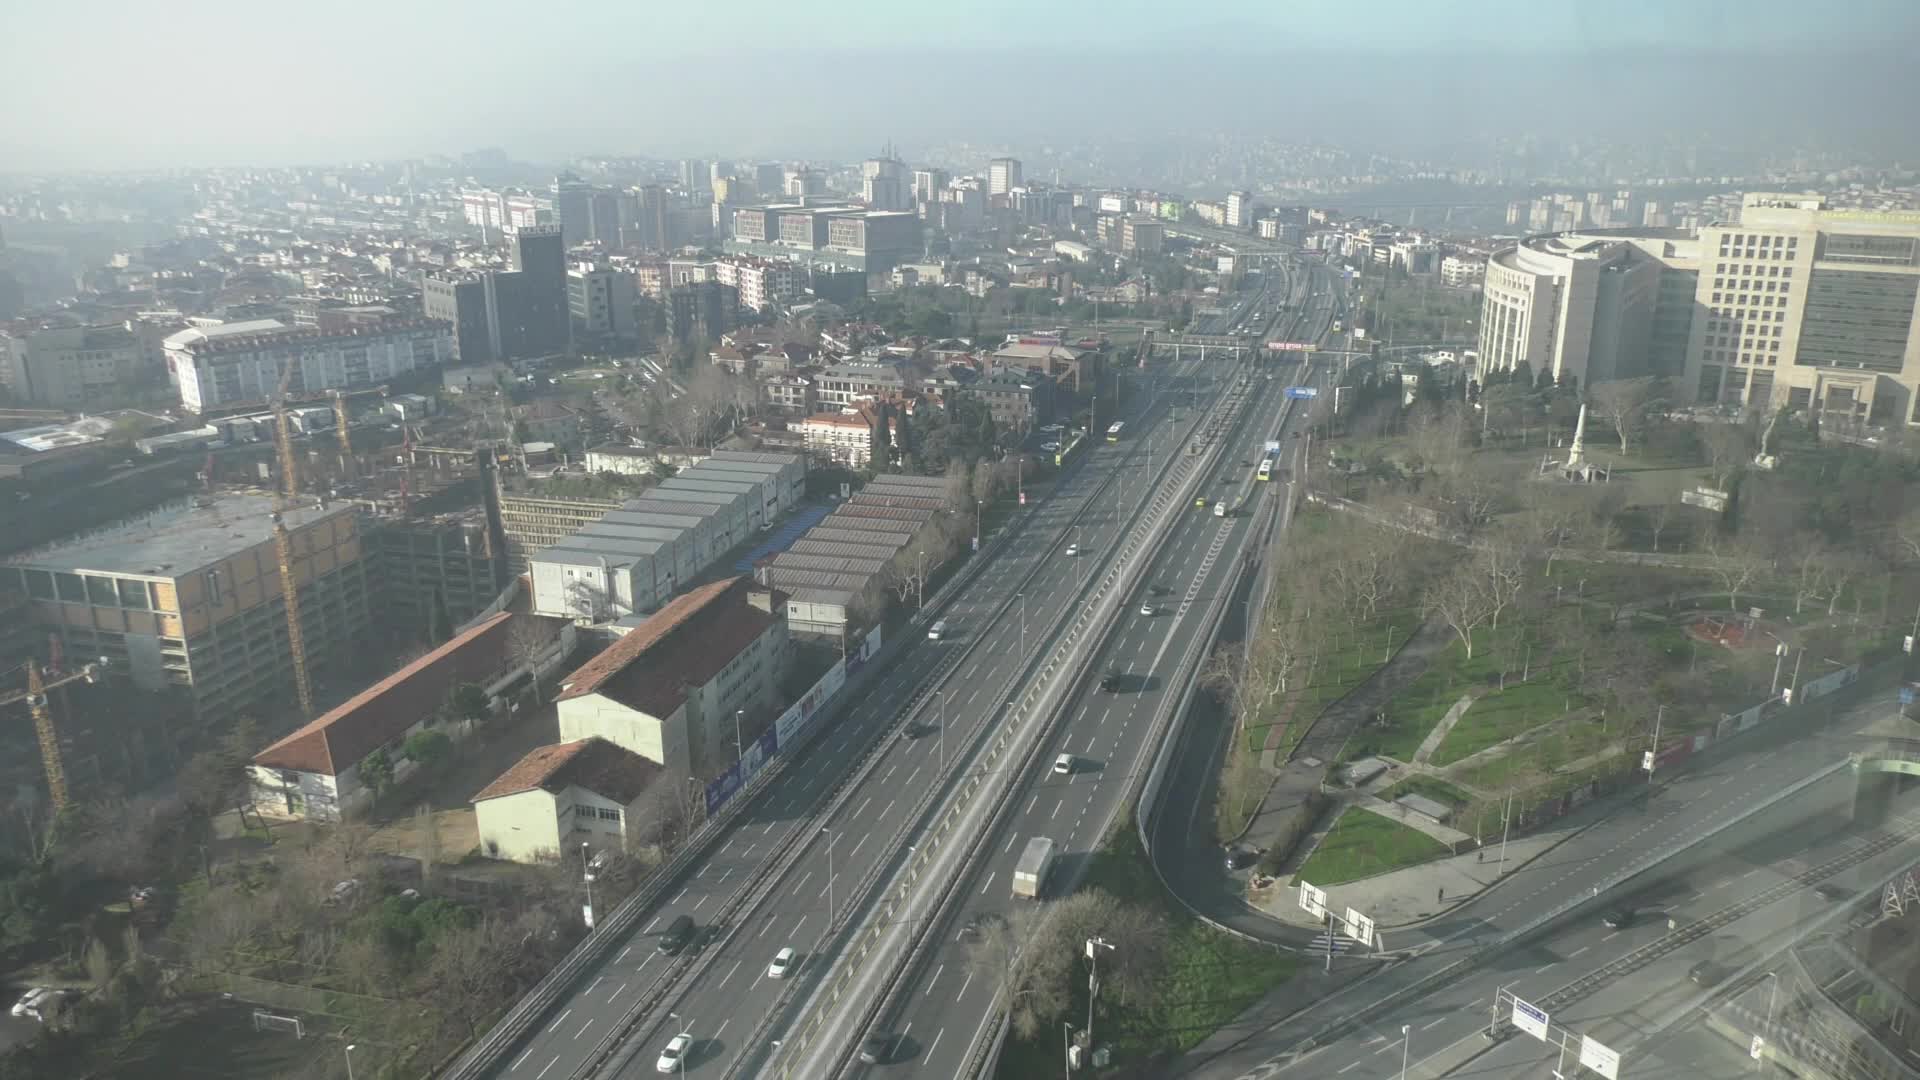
[1065,543,1079,556]
[1225,848,1256,870]
[1053,753,1074,775]
[1193,497,1207,508]
[1689,959,1730,986]
[658,913,694,955]
[656,1032,691,1073]
[1099,671,1124,692]
[1603,907,1637,929]
[768,946,796,978]
[927,619,949,641]
[1813,882,1852,901]
[859,1035,892,1064]
[1139,603,1156,616]
[1039,423,1064,433]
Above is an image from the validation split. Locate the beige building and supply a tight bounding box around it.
[0,322,149,409]
[797,408,877,467]
[1685,193,1920,424]
[1476,228,1701,388]
[473,737,663,863]
[555,576,790,778]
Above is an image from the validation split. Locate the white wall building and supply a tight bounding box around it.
[166,318,452,412]
[472,737,662,863]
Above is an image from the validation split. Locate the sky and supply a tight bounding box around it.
[4,0,1918,170]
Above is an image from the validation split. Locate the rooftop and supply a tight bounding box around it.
[254,612,516,776]
[472,736,661,805]
[8,492,353,578]
[556,576,785,719]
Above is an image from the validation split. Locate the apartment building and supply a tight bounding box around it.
[0,322,149,408]
[815,362,906,408]
[1440,255,1488,288]
[165,318,452,412]
[709,256,801,312]
[797,408,878,467]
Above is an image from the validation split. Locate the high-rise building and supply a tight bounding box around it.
[861,154,911,212]
[668,281,736,343]
[785,168,826,197]
[165,318,453,412]
[1686,193,1920,424]
[679,159,708,193]
[1226,191,1256,230]
[569,258,639,343]
[504,225,570,357]
[553,174,594,247]
[988,157,1022,197]
[912,168,949,205]
[753,162,785,201]
[1121,217,1165,255]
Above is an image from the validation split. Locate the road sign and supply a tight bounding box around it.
[1750,1034,1765,1060]
[1642,750,1655,772]
[1578,1035,1621,1079]
[1341,907,1374,948]
[1285,386,1320,399]
[1298,881,1328,919]
[1510,996,1550,1041]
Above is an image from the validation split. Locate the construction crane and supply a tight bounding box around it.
[329,384,389,480]
[0,658,109,813]
[271,363,317,720]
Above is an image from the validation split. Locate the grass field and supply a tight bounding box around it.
[995,825,1297,1077]
[1293,808,1451,887]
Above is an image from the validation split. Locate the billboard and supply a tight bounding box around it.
[1579,1035,1621,1079]
[1298,881,1328,919]
[1341,907,1374,948]
[1510,996,1550,1041]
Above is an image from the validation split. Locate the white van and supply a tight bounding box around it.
[928,620,949,641]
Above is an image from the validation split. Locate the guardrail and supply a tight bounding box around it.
[757,361,1243,1079]
[439,396,1105,1080]
[573,354,1220,1080]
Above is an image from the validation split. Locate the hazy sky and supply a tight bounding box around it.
[5,0,1917,170]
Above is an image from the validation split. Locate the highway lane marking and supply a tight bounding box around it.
[719,958,743,988]
[1005,835,1017,853]
[622,942,638,959]
[796,870,813,893]
[882,764,898,784]
[981,871,997,894]
[1053,799,1065,819]
[926,964,944,994]
[1534,962,1557,974]
[851,833,872,857]
[906,766,921,789]
[716,867,731,885]
[1375,1038,1399,1054]
[1602,932,1620,942]
[1569,946,1590,958]
[1742,868,1761,878]
[574,1017,594,1040]
[1026,794,1039,813]
[608,981,627,1001]
[534,1054,560,1080]
[883,798,897,818]
[714,1018,730,1039]
[925,1027,945,1059]
[855,796,873,818]
[1421,1016,1447,1031]
[671,887,687,902]
[588,976,604,993]
[957,971,973,998]
[546,1008,573,1033]
[511,1047,535,1071]
[693,894,709,911]
[1336,1062,1361,1075]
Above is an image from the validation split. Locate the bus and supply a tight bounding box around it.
[1256,457,1276,481]
[1106,422,1125,443]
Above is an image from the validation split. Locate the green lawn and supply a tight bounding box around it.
[1293,808,1451,887]
[995,825,1298,1077]
[1429,672,1588,766]
[1245,605,1420,756]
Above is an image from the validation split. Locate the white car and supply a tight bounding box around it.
[1041,441,1062,452]
[1139,603,1156,617]
[1053,753,1074,776]
[1065,543,1079,557]
[657,1032,692,1073]
[11,987,63,1022]
[768,946,796,978]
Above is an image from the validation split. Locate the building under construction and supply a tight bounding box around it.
[3,492,373,757]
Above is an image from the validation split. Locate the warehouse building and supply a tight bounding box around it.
[755,473,950,636]
[528,451,806,622]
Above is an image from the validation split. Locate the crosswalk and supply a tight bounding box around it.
[1307,933,1357,953]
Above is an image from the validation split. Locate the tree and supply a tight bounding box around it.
[404,730,453,767]
[1474,542,1528,632]
[1646,499,1677,553]
[981,889,1168,1040]
[1704,536,1767,611]
[1587,377,1668,454]
[447,682,491,725]
[1700,421,1753,490]
[360,749,395,800]
[1425,564,1495,659]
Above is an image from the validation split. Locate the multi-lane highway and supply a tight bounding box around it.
[486,300,1263,1080]
[1176,689,1915,1080]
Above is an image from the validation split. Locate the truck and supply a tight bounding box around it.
[1013,837,1057,900]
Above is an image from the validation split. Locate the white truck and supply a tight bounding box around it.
[1012,837,1057,900]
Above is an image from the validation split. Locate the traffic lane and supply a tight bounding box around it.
[501,458,1141,1076]
[651,405,1216,1067]
[875,511,1255,1073]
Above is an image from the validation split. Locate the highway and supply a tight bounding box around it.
[489,299,1287,1080]
[811,260,1343,1078]
[1175,690,1917,1080]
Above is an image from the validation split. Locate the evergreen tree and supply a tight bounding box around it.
[872,404,894,468]
[1535,367,1556,393]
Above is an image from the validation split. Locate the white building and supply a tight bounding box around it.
[584,444,659,476]
[1226,191,1256,229]
[166,318,452,412]
[709,256,801,312]
[472,737,662,863]
[555,576,790,778]
[798,408,877,467]
[1441,255,1488,288]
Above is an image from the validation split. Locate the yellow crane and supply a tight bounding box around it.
[0,659,108,813]
[272,363,316,720]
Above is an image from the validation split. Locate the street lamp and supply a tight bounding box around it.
[1017,592,1028,661]
[668,1012,691,1076]
[939,690,948,768]
[823,828,837,924]
[1085,937,1116,1050]
[1063,1021,1074,1080]
[1399,1024,1411,1080]
[343,1044,358,1080]
[735,708,746,762]
[975,498,983,550]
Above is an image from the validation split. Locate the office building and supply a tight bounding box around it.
[1476,228,1701,388]
[862,154,911,212]
[500,493,624,574]
[1440,255,1487,288]
[797,408,879,467]
[988,157,1022,197]
[785,168,826,197]
[569,258,639,342]
[1121,217,1165,255]
[912,168,950,205]
[421,226,570,365]
[553,174,595,248]
[1226,191,1256,230]
[753,162,785,200]
[362,513,504,640]
[0,322,148,408]
[679,159,707,193]
[4,493,372,741]
[1685,194,1920,422]
[667,280,736,342]
[165,318,452,413]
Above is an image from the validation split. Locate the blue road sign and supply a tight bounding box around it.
[1901,685,1916,706]
[1285,386,1319,399]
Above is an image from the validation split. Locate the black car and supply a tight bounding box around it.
[1225,848,1255,870]
[859,1035,892,1065]
[1099,672,1124,692]
[1602,907,1636,930]
[1813,883,1851,902]
[1689,960,1729,986]
[1149,584,1172,597]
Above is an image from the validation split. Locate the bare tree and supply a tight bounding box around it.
[1699,421,1753,490]
[1704,536,1767,611]
[1646,499,1676,553]
[1587,377,1667,454]
[1476,542,1529,632]
[1425,564,1495,659]
[980,889,1169,1040]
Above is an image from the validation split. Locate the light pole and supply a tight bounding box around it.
[1085,937,1115,1050]
[1760,969,1780,1072]
[975,498,983,551]
[939,690,947,768]
[1399,1024,1411,1080]
[734,708,746,762]
[344,1044,357,1080]
[823,828,836,924]
[1063,1021,1074,1079]
[1646,704,1664,783]
[903,843,918,963]
[1018,592,1028,661]
[1498,785,1515,873]
[668,1012,690,1076]
[581,841,595,928]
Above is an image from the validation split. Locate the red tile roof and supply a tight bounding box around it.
[556,576,784,719]
[252,612,515,776]
[471,737,661,804]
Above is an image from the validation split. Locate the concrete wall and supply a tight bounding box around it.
[475,787,564,862]
[559,693,690,776]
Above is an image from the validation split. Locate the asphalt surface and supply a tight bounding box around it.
[830,266,1340,1078]
[1175,689,1915,1080]
[488,338,1228,1080]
